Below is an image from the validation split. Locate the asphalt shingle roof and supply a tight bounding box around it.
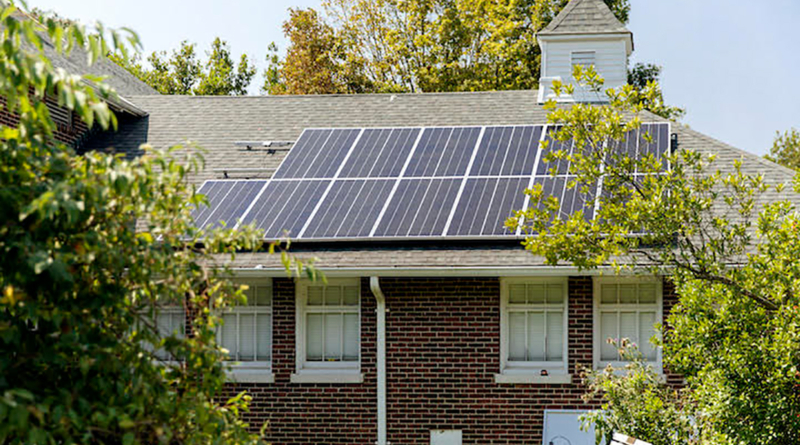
[83,91,799,273]
[539,0,631,36]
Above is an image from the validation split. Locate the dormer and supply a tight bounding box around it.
[537,0,633,104]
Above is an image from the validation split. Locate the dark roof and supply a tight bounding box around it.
[539,0,631,36]
[83,91,799,272]
[14,10,158,99]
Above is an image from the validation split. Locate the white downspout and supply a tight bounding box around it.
[369,277,388,445]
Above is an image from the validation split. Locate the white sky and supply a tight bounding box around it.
[28,0,800,156]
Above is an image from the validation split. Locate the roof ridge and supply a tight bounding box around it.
[539,0,630,36]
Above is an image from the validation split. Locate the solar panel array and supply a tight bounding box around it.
[191,123,670,241]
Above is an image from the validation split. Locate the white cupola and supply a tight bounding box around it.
[537,0,633,103]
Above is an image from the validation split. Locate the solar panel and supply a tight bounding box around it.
[339,128,421,178]
[446,177,531,236]
[239,180,329,238]
[272,129,361,179]
[301,179,395,238]
[470,126,543,176]
[191,180,268,231]
[404,127,482,177]
[373,178,462,237]
[192,122,670,241]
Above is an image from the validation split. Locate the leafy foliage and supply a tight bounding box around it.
[267,0,630,94]
[766,127,800,171]
[511,66,800,444]
[627,62,684,120]
[0,4,314,443]
[581,340,699,445]
[110,38,256,95]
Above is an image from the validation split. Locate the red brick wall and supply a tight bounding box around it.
[228,276,679,444]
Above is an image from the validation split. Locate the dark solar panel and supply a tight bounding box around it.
[339,128,421,178]
[192,180,267,231]
[446,177,531,236]
[272,129,361,179]
[192,122,669,241]
[404,127,482,177]
[469,125,543,176]
[373,178,462,237]
[302,179,395,239]
[241,180,329,238]
[536,126,574,176]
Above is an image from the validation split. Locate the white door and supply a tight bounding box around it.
[543,410,599,445]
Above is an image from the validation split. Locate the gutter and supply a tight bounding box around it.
[369,277,388,445]
[230,265,637,278]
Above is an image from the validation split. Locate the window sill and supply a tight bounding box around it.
[226,367,275,384]
[290,370,363,384]
[494,373,573,385]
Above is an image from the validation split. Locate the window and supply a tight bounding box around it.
[294,278,362,383]
[594,278,662,370]
[152,307,185,361]
[498,278,569,383]
[571,50,596,68]
[218,279,272,364]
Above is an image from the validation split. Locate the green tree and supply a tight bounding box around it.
[111,38,256,95]
[262,8,354,95]
[510,66,800,444]
[0,3,313,443]
[581,340,699,445]
[627,62,685,121]
[267,0,630,94]
[766,128,800,170]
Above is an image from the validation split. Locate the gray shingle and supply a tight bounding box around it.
[539,0,630,36]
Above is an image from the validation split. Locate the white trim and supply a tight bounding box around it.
[593,276,663,374]
[295,278,362,376]
[290,370,364,384]
[227,367,275,384]
[494,373,572,384]
[230,266,667,278]
[498,277,570,381]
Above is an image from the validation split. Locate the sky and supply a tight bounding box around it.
[28,0,800,156]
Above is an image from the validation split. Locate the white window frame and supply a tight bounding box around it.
[218,277,274,383]
[593,276,663,374]
[293,278,363,384]
[496,277,571,384]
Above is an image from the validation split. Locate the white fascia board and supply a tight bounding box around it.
[229,266,659,278]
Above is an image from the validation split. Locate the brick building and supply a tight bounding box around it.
[60,0,798,444]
